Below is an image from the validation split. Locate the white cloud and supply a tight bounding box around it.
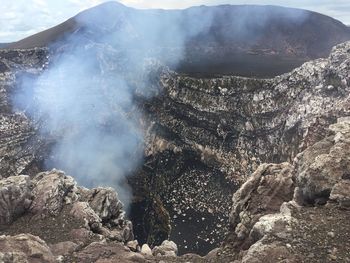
[0,0,349,43]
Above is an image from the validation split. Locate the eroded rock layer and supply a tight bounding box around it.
[1,41,350,257]
[133,41,350,253]
[2,113,350,263]
[216,118,350,263]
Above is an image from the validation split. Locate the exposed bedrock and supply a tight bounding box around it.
[1,118,350,262]
[0,170,133,242]
[131,41,350,253]
[0,234,56,263]
[218,118,350,263]
[0,170,136,262]
[1,41,350,255]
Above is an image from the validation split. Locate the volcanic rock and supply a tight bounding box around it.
[80,187,124,223]
[222,120,350,262]
[70,201,102,232]
[2,7,350,260]
[329,180,350,209]
[0,234,55,263]
[0,48,48,179]
[152,240,178,257]
[69,241,145,263]
[294,119,350,205]
[2,40,350,256]
[0,175,32,225]
[227,162,294,250]
[30,170,78,216]
[141,244,152,256]
[133,41,350,253]
[127,240,139,252]
[240,241,300,263]
[49,241,78,257]
[0,170,133,251]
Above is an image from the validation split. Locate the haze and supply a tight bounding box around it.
[0,0,350,42]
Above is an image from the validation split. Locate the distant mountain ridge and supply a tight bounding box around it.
[4,1,350,77]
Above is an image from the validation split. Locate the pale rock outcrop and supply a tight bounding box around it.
[81,187,124,223]
[329,180,350,209]
[0,234,55,263]
[71,241,144,263]
[0,169,133,245]
[70,201,102,232]
[227,119,350,262]
[0,175,32,225]
[240,240,300,263]
[249,202,296,243]
[30,170,78,216]
[295,119,350,205]
[141,244,152,256]
[228,162,294,250]
[152,240,178,257]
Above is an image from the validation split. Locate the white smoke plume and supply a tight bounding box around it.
[12,2,308,206]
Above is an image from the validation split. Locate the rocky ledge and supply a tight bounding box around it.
[2,41,350,255]
[215,118,350,263]
[133,41,350,253]
[0,169,135,262]
[1,37,350,263]
[1,117,350,263]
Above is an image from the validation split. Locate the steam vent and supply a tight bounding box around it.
[1,1,350,262]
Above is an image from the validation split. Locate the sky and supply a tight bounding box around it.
[1,0,350,42]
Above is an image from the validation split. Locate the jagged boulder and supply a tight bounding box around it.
[80,187,125,226]
[224,120,350,262]
[30,170,79,216]
[152,240,178,257]
[0,175,32,225]
[70,201,102,232]
[295,119,350,205]
[49,241,78,257]
[0,169,133,249]
[0,234,55,263]
[141,244,152,256]
[228,162,294,250]
[329,180,350,209]
[249,202,297,242]
[72,187,134,242]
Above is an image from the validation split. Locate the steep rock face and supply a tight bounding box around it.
[295,120,350,206]
[227,163,294,250]
[1,42,350,255]
[2,121,350,262]
[0,48,49,179]
[154,41,350,180]
[133,41,350,253]
[220,119,350,263]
